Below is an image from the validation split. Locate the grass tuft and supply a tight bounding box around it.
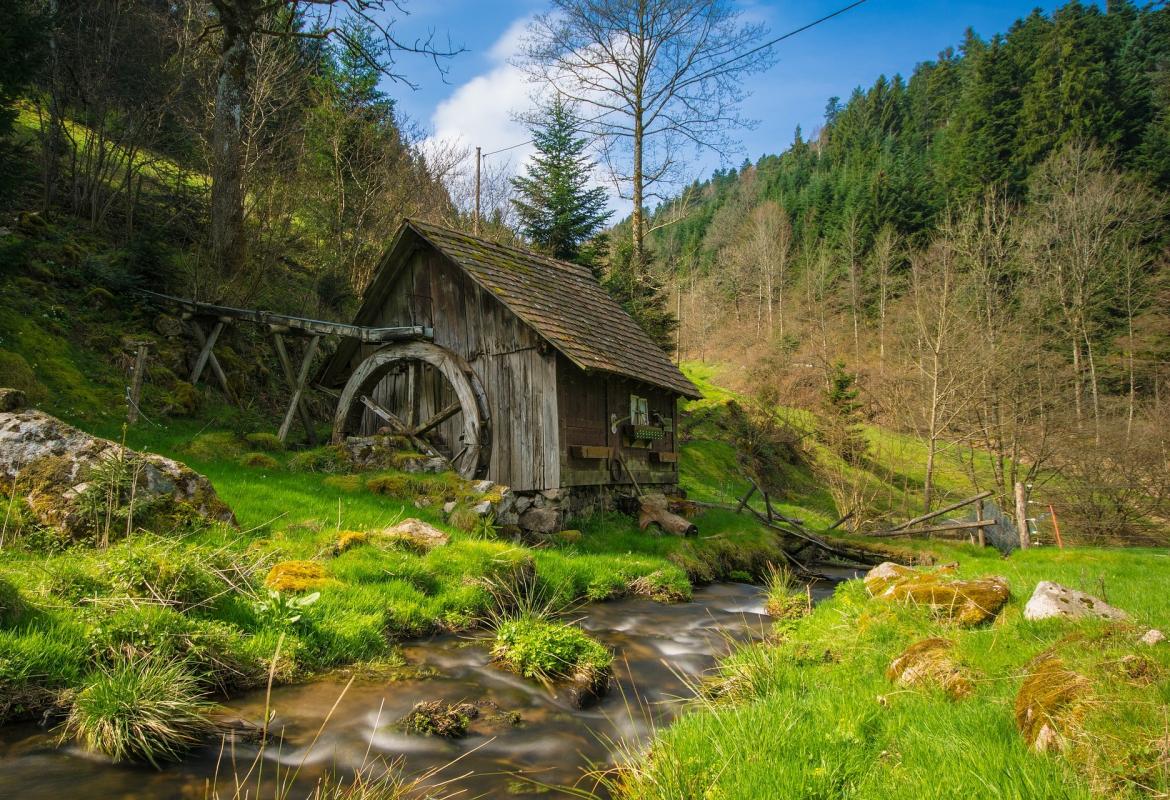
[60,657,216,767]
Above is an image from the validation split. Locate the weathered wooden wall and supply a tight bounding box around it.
[354,248,560,491]
[556,354,680,488]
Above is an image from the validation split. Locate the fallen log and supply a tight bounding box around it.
[639,493,697,536]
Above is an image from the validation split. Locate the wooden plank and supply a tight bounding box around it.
[271,332,317,445]
[651,450,678,463]
[277,335,319,443]
[571,445,613,459]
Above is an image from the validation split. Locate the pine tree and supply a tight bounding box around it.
[511,99,612,263]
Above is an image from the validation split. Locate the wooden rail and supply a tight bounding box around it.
[140,290,432,343]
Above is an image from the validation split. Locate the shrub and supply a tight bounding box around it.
[491,617,612,685]
[61,657,216,766]
[265,560,329,592]
[243,432,284,452]
[238,452,279,470]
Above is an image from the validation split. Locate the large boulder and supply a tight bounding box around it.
[519,506,560,534]
[1023,581,1130,622]
[864,561,1010,626]
[0,406,234,538]
[886,637,972,699]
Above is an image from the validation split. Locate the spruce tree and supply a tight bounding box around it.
[511,99,612,263]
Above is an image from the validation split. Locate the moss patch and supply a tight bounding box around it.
[264,560,329,592]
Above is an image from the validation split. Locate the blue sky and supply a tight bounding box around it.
[383,1,1100,211]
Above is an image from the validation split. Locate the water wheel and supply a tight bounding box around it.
[331,342,491,479]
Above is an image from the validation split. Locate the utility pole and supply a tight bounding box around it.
[474,146,481,236]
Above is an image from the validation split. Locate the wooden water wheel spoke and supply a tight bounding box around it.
[413,400,462,437]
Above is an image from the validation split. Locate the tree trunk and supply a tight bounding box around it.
[631,110,644,277]
[210,1,257,277]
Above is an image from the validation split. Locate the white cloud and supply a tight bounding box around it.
[423,13,629,219]
[425,17,535,177]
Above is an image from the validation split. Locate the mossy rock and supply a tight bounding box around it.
[887,637,973,700]
[0,351,47,404]
[864,562,1009,626]
[265,560,330,592]
[399,700,476,738]
[334,530,369,554]
[162,381,199,416]
[238,452,279,470]
[322,475,363,492]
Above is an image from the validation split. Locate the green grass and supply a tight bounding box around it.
[491,616,612,684]
[610,543,1170,799]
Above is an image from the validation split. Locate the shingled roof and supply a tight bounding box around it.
[322,219,700,398]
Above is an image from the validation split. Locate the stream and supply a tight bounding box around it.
[0,574,854,799]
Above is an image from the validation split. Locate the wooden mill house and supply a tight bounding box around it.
[317,219,700,503]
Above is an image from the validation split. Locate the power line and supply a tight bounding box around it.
[477,0,871,161]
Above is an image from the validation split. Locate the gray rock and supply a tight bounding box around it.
[1023,581,1130,622]
[519,506,559,534]
[471,500,493,516]
[1141,629,1166,646]
[541,488,563,501]
[496,511,519,526]
[472,479,495,494]
[513,495,533,514]
[380,518,449,550]
[442,501,457,515]
[0,389,26,413]
[0,407,234,537]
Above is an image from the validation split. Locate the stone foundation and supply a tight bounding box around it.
[447,481,683,535]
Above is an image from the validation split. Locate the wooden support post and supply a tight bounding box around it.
[1049,503,1063,549]
[188,320,234,404]
[271,332,317,445]
[975,499,986,548]
[126,342,150,425]
[1014,481,1030,549]
[734,483,757,514]
[278,335,320,444]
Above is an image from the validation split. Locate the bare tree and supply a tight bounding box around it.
[866,225,899,378]
[1023,142,1160,442]
[203,0,461,276]
[902,234,973,512]
[518,0,774,271]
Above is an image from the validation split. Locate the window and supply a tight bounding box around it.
[630,395,649,426]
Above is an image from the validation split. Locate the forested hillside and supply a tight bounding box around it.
[642,0,1170,542]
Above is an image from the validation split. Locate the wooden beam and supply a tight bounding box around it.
[142,290,431,343]
[189,321,225,389]
[271,332,317,445]
[571,445,613,460]
[889,491,993,533]
[413,400,461,437]
[277,335,319,444]
[734,483,757,514]
[867,519,996,538]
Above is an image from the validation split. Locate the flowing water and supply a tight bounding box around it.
[0,575,854,799]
